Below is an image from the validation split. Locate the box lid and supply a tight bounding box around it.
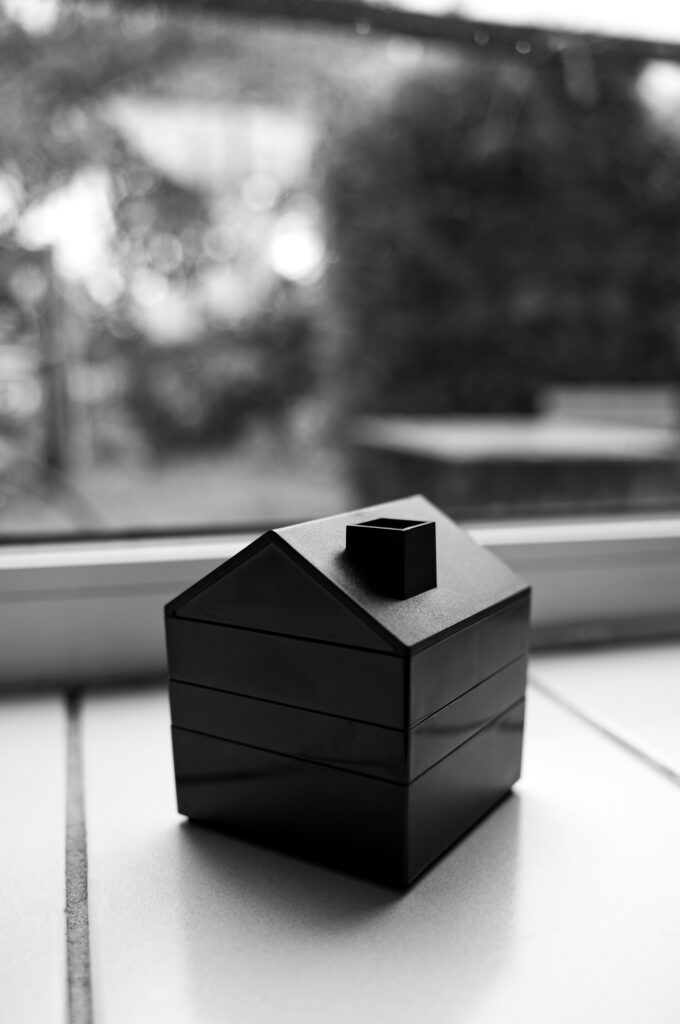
[167,495,529,655]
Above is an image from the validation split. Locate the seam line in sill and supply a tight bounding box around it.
[529,676,680,788]
[65,691,93,1024]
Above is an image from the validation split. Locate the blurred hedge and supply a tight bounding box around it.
[322,52,680,416]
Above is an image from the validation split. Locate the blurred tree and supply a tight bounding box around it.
[125,285,317,452]
[322,49,680,416]
[0,7,197,205]
[0,3,349,463]
[0,3,207,477]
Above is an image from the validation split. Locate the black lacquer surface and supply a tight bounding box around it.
[165,616,405,727]
[166,495,531,885]
[409,593,530,724]
[173,538,391,651]
[165,594,528,730]
[172,699,525,887]
[169,655,527,783]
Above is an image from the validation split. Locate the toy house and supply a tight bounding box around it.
[165,495,531,887]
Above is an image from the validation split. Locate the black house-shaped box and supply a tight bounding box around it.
[166,495,531,886]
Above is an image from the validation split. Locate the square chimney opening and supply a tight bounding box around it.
[346,517,437,599]
[358,518,426,531]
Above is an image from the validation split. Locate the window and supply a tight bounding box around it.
[2,0,680,537]
[1,0,680,684]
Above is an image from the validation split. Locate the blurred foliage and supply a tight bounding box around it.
[323,51,680,415]
[4,0,680,463]
[0,2,363,457]
[124,287,317,451]
[0,7,192,203]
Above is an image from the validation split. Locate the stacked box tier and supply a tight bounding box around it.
[172,699,525,887]
[170,655,527,783]
[166,592,529,730]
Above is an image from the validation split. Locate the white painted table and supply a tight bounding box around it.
[3,645,680,1024]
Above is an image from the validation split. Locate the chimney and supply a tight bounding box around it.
[346,518,437,599]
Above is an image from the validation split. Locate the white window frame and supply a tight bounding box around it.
[1,515,679,688]
[2,7,680,687]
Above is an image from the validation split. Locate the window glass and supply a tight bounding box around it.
[1,0,680,536]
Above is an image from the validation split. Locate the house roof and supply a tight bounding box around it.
[168,495,529,654]
[273,495,528,651]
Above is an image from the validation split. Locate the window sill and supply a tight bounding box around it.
[5,642,679,1022]
[1,515,680,687]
